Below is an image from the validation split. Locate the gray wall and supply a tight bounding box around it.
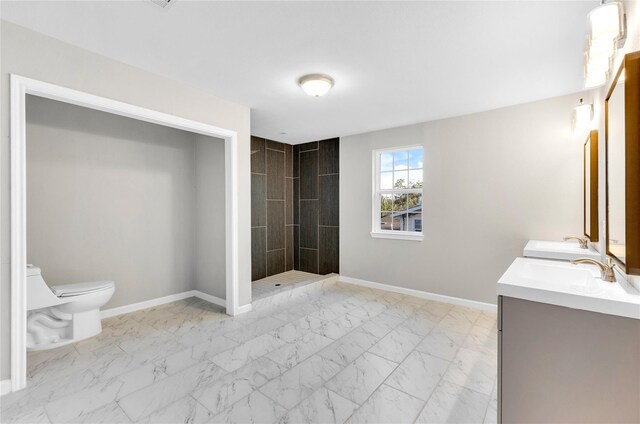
[26,96,227,309]
[340,93,584,305]
[1,21,251,380]
[195,135,227,299]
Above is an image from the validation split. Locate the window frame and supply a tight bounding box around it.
[371,145,424,241]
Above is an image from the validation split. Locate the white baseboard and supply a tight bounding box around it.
[192,290,226,308]
[1,379,12,396]
[339,276,497,312]
[237,303,253,314]
[100,290,237,319]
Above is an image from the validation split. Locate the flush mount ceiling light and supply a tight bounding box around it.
[298,74,334,97]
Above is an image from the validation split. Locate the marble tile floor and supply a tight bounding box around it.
[1,282,498,424]
[251,270,326,300]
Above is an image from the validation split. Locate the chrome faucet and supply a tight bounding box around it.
[571,257,617,283]
[563,236,589,249]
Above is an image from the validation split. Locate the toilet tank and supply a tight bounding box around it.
[27,265,63,311]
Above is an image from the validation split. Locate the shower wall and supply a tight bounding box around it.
[251,136,339,280]
[293,138,340,275]
[250,137,295,280]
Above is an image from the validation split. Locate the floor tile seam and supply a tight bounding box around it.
[114,400,135,423]
[440,361,496,398]
[112,357,223,412]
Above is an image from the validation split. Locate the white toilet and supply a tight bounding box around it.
[27,265,115,350]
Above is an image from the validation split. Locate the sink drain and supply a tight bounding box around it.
[275,283,281,287]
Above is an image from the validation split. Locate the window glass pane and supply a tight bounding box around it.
[380,171,393,189]
[392,213,407,231]
[409,149,423,169]
[408,213,422,232]
[380,212,392,230]
[393,194,407,212]
[408,169,423,188]
[407,193,422,210]
[394,151,409,170]
[394,170,408,188]
[380,153,394,172]
[380,194,393,211]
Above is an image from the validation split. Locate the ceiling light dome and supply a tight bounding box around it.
[298,74,334,97]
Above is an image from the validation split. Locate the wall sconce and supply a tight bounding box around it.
[583,1,625,88]
[572,98,593,135]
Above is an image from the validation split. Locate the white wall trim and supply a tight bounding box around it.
[1,380,12,396]
[237,303,253,314]
[9,74,243,392]
[340,275,497,312]
[101,290,228,319]
[192,290,226,308]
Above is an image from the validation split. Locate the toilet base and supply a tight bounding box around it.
[27,307,104,351]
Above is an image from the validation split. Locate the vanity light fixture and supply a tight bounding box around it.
[583,1,625,89]
[298,74,334,97]
[588,1,625,43]
[572,98,593,135]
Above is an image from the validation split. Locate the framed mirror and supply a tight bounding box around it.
[584,130,598,242]
[606,51,640,275]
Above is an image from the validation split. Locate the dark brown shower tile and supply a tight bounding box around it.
[300,200,318,249]
[293,145,300,178]
[285,144,294,177]
[267,200,285,250]
[293,225,300,269]
[319,138,339,175]
[300,248,319,274]
[266,139,285,151]
[319,226,339,274]
[285,225,294,271]
[267,249,286,276]
[293,178,300,225]
[285,178,294,225]
[251,173,266,227]
[300,150,318,200]
[267,149,285,200]
[319,174,339,227]
[299,141,318,151]
[251,136,266,174]
[251,227,267,281]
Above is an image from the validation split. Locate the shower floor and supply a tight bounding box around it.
[252,270,325,300]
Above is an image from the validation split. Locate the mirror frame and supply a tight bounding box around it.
[584,130,598,242]
[605,51,640,275]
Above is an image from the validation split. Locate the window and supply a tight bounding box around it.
[372,146,423,241]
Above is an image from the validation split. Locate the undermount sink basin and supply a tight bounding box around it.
[523,240,601,261]
[498,257,640,319]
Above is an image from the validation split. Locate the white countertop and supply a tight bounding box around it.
[523,239,601,261]
[498,257,640,319]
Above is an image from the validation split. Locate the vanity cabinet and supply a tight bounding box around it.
[498,296,640,423]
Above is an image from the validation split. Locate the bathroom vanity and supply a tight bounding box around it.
[497,258,640,423]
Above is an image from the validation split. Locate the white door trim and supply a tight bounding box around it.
[9,74,242,392]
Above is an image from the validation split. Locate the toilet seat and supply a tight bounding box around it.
[50,281,115,297]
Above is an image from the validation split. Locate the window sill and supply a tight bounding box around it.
[370,231,424,241]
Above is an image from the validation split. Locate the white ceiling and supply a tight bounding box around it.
[1,1,596,144]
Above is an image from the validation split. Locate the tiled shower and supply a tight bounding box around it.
[251,136,339,282]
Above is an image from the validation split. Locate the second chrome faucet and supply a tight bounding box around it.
[563,236,589,249]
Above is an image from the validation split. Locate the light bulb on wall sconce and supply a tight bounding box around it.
[572,98,593,135]
[298,74,334,97]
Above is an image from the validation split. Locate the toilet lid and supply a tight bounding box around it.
[50,281,115,297]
